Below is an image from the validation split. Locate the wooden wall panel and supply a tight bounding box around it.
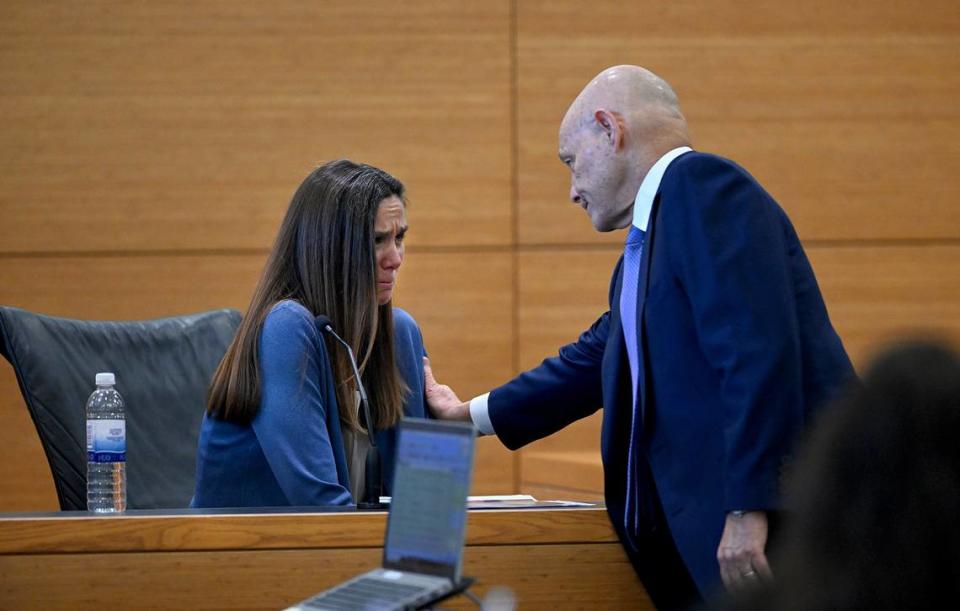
[809,244,960,364]
[0,255,265,320]
[393,251,516,494]
[0,367,58,510]
[0,1,512,253]
[514,0,959,499]
[517,249,623,372]
[0,250,516,509]
[517,0,960,37]
[516,250,616,496]
[3,0,958,518]
[0,247,514,411]
[516,0,960,246]
[518,245,960,379]
[515,245,960,497]
[514,249,614,497]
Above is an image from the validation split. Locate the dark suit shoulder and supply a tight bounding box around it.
[659,151,784,224]
[668,150,744,171]
[662,151,757,191]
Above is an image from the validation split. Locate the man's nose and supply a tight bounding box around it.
[570,184,582,204]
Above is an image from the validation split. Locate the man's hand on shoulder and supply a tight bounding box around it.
[717,510,772,591]
[423,357,470,421]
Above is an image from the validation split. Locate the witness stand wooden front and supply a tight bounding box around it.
[0,505,650,610]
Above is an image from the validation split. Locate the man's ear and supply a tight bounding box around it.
[594,109,625,150]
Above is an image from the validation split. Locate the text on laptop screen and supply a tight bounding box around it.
[383,424,474,577]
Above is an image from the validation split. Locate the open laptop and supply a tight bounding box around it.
[286,418,477,611]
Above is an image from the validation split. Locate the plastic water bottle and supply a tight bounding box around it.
[86,372,127,512]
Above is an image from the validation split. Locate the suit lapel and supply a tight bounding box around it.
[604,257,628,413]
[634,193,662,428]
[601,257,634,472]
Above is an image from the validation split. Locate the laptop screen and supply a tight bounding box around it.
[382,418,476,579]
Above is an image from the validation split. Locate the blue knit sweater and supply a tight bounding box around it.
[191,300,429,508]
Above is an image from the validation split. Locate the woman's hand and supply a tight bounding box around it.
[423,356,471,421]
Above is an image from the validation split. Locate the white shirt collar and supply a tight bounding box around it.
[632,146,692,230]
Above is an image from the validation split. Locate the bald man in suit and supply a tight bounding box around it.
[425,65,855,609]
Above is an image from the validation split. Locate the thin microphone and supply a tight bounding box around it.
[315,316,374,447]
[315,315,385,510]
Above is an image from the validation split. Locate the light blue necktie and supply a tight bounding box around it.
[619,224,645,544]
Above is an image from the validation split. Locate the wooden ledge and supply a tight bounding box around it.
[0,506,616,554]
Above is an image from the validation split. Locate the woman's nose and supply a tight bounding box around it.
[381,245,402,269]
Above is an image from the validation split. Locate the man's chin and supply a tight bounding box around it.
[590,217,620,233]
[589,212,633,233]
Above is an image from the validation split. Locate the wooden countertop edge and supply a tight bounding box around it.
[0,506,618,554]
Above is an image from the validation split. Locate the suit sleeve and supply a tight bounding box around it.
[660,155,805,511]
[487,260,622,450]
[252,303,353,506]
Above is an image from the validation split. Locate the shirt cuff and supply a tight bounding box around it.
[469,393,495,436]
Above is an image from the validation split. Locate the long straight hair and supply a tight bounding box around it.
[207,159,408,432]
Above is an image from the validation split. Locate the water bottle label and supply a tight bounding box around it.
[86,420,126,463]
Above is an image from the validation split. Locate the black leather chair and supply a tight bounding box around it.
[0,306,241,511]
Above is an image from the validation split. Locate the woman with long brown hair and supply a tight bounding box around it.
[191,159,430,507]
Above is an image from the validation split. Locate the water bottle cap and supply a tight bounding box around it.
[95,372,115,386]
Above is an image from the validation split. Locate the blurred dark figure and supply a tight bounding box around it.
[722,339,960,611]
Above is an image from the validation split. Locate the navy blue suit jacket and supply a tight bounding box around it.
[488,152,855,595]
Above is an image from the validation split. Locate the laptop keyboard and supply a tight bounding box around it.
[301,576,439,610]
